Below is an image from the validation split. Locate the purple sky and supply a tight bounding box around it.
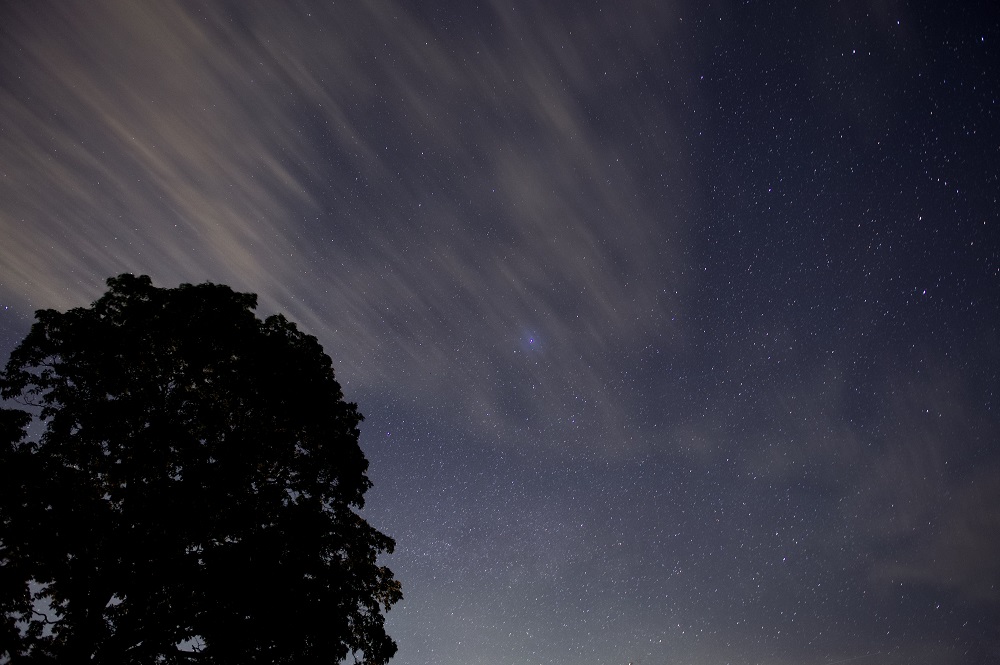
[1,2,997,663]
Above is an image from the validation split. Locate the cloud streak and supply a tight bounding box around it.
[1,0,694,456]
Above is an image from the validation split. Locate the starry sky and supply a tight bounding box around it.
[1,1,998,663]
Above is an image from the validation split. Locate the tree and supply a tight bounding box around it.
[0,274,401,664]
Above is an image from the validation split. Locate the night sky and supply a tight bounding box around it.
[1,1,998,663]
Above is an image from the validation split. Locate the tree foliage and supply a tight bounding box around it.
[0,274,401,664]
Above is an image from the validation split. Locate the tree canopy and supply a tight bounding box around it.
[0,274,401,664]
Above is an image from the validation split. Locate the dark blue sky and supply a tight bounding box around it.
[1,1,997,663]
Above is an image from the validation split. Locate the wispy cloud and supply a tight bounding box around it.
[1,0,694,455]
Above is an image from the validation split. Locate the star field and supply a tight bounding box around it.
[1,2,998,664]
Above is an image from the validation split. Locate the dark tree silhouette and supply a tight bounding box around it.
[0,274,401,664]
